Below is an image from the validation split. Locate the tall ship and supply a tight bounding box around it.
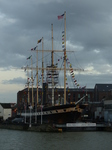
[19,12,88,125]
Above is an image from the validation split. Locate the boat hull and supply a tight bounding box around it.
[39,111,81,124]
[33,104,86,124]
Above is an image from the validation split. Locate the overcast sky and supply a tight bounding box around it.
[1,0,112,103]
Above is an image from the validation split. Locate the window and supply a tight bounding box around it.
[83,94,85,102]
[105,104,112,110]
[88,94,90,102]
[78,94,80,100]
[73,93,75,101]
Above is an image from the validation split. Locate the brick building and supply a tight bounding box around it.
[17,83,112,112]
[17,87,94,111]
[94,84,112,101]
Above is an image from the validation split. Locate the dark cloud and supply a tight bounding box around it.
[0,0,112,102]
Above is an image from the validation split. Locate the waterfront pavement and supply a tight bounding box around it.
[0,122,112,132]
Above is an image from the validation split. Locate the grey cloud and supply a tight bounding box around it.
[0,0,112,89]
[2,77,26,85]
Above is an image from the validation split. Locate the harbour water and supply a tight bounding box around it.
[0,129,112,150]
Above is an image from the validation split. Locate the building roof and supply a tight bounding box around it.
[19,87,94,93]
[0,103,11,109]
[95,84,112,91]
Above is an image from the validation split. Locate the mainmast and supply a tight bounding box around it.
[35,46,38,123]
[42,37,44,104]
[36,47,38,105]
[51,24,54,106]
[64,11,66,105]
[31,56,34,107]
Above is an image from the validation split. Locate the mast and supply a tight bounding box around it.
[31,56,34,107]
[35,46,38,123]
[28,81,30,105]
[36,48,38,104]
[42,37,44,105]
[51,24,54,106]
[27,66,30,105]
[64,11,66,105]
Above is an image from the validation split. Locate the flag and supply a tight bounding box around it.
[27,55,32,60]
[37,38,42,44]
[34,46,37,50]
[57,13,64,20]
[31,46,37,51]
[82,86,86,89]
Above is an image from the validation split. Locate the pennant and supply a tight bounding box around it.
[31,46,37,51]
[70,64,72,67]
[34,46,37,50]
[82,86,86,89]
[70,70,73,73]
[57,13,64,20]
[37,38,42,44]
[27,55,32,60]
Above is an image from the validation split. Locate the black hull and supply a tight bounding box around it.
[31,104,86,124]
[38,111,81,124]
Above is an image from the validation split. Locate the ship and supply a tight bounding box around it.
[19,12,88,125]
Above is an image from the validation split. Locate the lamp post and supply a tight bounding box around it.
[29,105,32,127]
[41,104,43,124]
[24,104,26,124]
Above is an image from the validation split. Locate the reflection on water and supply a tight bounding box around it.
[0,129,112,150]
